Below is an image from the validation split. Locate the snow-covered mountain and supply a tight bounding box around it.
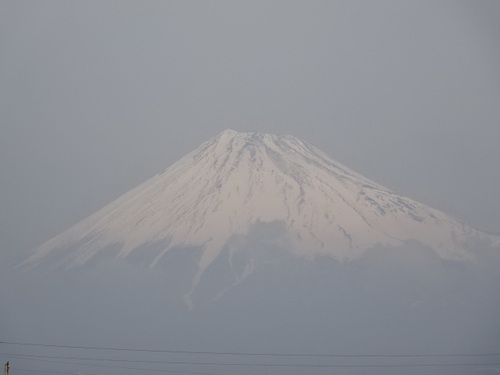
[22,130,494,296]
[9,129,500,370]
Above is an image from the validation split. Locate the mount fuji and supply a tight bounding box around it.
[23,130,494,273]
[21,130,496,304]
[7,130,500,374]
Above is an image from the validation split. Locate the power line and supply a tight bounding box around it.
[11,368,72,374]
[4,356,227,375]
[1,341,499,359]
[2,352,500,370]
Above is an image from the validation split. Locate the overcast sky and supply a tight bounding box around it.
[1,1,500,262]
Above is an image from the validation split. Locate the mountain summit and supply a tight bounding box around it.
[23,130,491,290]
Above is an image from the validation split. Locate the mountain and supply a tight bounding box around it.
[21,130,495,303]
[10,130,500,374]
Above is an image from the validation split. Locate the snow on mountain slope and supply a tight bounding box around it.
[22,130,492,281]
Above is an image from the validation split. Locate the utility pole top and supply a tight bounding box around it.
[4,361,9,375]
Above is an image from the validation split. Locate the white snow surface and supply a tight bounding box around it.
[24,130,491,274]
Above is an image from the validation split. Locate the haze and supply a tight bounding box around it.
[1,1,500,375]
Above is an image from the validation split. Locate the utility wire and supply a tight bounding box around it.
[1,341,499,358]
[4,355,228,375]
[2,352,500,369]
[11,368,72,374]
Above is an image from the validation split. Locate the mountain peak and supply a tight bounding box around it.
[215,129,286,148]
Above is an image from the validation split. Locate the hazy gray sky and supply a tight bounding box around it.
[1,0,500,262]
